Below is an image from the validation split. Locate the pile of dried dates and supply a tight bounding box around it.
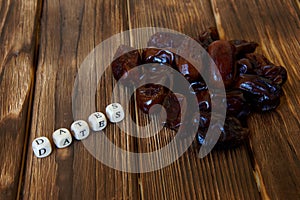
[111,27,287,148]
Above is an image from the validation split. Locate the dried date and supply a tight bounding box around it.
[175,55,203,82]
[142,48,176,67]
[208,40,236,88]
[235,74,282,111]
[111,45,141,84]
[229,40,258,58]
[226,90,251,121]
[135,84,168,114]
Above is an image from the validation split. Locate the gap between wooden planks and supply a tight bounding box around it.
[0,0,42,199]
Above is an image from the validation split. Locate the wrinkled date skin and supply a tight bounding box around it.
[162,93,186,131]
[256,65,287,86]
[235,74,282,111]
[208,40,236,88]
[142,48,176,67]
[229,40,258,58]
[245,53,273,69]
[244,53,287,85]
[111,45,141,84]
[175,55,203,82]
[226,90,251,121]
[135,84,168,114]
[136,84,184,132]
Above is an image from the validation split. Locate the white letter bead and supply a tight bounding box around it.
[52,128,73,148]
[88,112,107,131]
[106,103,125,123]
[71,120,90,140]
[32,137,52,158]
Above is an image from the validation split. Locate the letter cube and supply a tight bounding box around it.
[106,103,125,123]
[52,128,73,148]
[32,136,52,158]
[71,120,90,140]
[88,112,107,131]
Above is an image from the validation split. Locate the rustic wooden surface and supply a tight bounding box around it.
[0,0,298,199]
[0,0,41,199]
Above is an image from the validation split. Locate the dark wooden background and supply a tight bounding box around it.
[0,0,299,199]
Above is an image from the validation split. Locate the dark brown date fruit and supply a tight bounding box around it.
[208,40,236,88]
[237,58,255,75]
[226,90,251,121]
[142,48,176,67]
[189,81,208,94]
[235,74,282,111]
[257,65,287,86]
[162,93,186,131]
[175,55,203,82]
[195,90,211,113]
[198,27,220,50]
[237,56,287,85]
[197,116,249,148]
[111,45,141,84]
[245,53,273,69]
[135,84,168,114]
[229,40,258,58]
[193,111,211,133]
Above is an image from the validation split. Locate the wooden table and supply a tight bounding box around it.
[0,0,299,199]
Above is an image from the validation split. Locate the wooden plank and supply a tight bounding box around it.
[128,0,260,199]
[22,0,139,199]
[211,0,300,199]
[0,0,41,199]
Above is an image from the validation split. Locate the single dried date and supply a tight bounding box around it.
[135,84,168,114]
[162,93,187,131]
[244,53,287,85]
[208,40,237,88]
[256,65,287,86]
[111,45,141,84]
[175,55,203,82]
[235,74,282,111]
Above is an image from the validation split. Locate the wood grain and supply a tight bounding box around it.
[128,0,260,199]
[22,0,139,199]
[0,0,41,199]
[3,0,296,199]
[211,0,300,199]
